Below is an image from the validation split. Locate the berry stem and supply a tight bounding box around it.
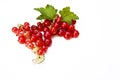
[32,54,45,64]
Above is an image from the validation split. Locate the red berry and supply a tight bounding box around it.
[35,39,43,47]
[72,30,79,38]
[37,49,46,55]
[24,22,30,26]
[36,31,42,38]
[16,29,22,36]
[44,38,52,47]
[68,25,75,31]
[72,20,76,25]
[18,36,26,44]
[24,31,30,38]
[57,28,65,36]
[42,44,48,51]
[37,22,43,31]
[64,31,72,40]
[37,22,42,27]
[43,19,51,27]
[61,22,69,29]
[25,41,34,49]
[51,27,57,35]
[12,27,18,33]
[30,35,37,42]
[44,31,51,39]
[33,29,39,34]
[31,25,38,30]
[43,27,49,32]
[53,23,59,29]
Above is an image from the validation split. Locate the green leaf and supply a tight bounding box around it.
[59,7,79,24]
[34,4,57,20]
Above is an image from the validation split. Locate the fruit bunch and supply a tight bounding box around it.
[11,4,80,64]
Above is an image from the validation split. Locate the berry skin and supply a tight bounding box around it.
[72,20,76,25]
[44,38,52,47]
[72,30,79,38]
[55,15,62,23]
[24,31,30,38]
[64,31,72,40]
[33,29,39,34]
[12,27,18,33]
[35,39,43,47]
[43,19,51,27]
[37,22,43,31]
[68,25,75,31]
[57,28,65,36]
[37,22,42,27]
[43,27,49,32]
[25,41,34,49]
[42,44,48,51]
[30,35,37,42]
[18,36,26,44]
[31,25,38,30]
[61,22,69,29]
[24,22,30,26]
[44,31,51,39]
[36,31,42,38]
[37,49,46,55]
[53,22,59,29]
[51,27,57,35]
[24,25,30,31]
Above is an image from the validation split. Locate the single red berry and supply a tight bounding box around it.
[68,25,75,31]
[25,41,34,49]
[57,28,65,36]
[42,44,48,51]
[72,30,79,38]
[44,31,51,39]
[30,35,37,42]
[12,27,18,33]
[37,49,46,55]
[35,39,43,47]
[24,22,30,26]
[31,25,38,30]
[61,22,69,29]
[44,38,52,47]
[43,27,49,32]
[37,22,43,31]
[37,22,42,27]
[36,31,42,38]
[18,36,26,44]
[43,19,51,27]
[16,29,22,36]
[72,20,76,25]
[64,31,72,40]
[51,27,57,35]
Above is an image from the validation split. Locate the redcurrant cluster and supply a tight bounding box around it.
[12,15,79,63]
[12,2,80,64]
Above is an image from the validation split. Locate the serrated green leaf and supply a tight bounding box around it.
[34,4,57,20]
[59,7,79,24]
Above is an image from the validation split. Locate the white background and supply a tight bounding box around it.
[0,0,120,80]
